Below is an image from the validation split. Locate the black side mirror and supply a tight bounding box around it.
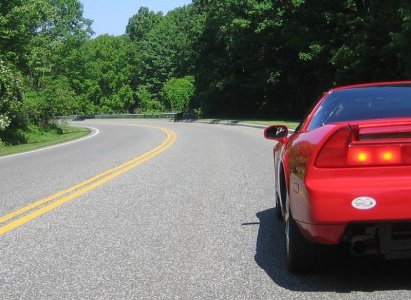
[264,125,289,141]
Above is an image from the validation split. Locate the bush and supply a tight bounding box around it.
[162,76,195,112]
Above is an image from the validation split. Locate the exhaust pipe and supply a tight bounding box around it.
[349,236,369,256]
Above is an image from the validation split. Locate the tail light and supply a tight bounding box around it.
[347,146,401,165]
[315,127,353,168]
[316,126,411,167]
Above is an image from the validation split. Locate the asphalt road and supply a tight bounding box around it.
[1,119,411,299]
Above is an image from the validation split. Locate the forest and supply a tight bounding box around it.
[1,0,411,145]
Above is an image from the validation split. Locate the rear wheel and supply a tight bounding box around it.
[284,204,324,273]
[275,192,283,221]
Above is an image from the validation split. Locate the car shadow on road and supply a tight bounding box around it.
[255,208,411,292]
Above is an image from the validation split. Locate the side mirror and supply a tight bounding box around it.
[264,125,289,142]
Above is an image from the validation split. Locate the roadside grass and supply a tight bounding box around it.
[198,119,300,129]
[0,125,90,157]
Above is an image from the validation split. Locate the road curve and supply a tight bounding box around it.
[0,119,410,299]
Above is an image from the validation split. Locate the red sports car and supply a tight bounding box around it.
[264,81,411,272]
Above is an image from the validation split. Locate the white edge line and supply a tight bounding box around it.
[0,126,100,160]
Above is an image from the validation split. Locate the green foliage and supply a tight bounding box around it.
[73,35,135,113]
[162,76,195,111]
[0,0,91,143]
[126,7,163,42]
[24,76,82,126]
[4,0,411,146]
[192,0,283,117]
[0,0,91,76]
[0,124,89,156]
[0,60,28,145]
[128,5,204,105]
[136,86,164,113]
[192,0,411,118]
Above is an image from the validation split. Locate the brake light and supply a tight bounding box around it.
[316,126,409,167]
[347,146,401,165]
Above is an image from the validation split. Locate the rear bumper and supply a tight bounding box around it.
[306,177,411,223]
[292,169,411,245]
[297,220,411,259]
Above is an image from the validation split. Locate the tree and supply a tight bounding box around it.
[393,3,411,77]
[24,76,82,126]
[0,0,91,77]
[191,0,411,118]
[126,7,163,42]
[4,0,411,138]
[128,5,203,110]
[192,0,283,117]
[0,0,92,127]
[0,60,27,144]
[136,86,164,113]
[72,35,135,113]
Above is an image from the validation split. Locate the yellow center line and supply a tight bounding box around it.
[0,125,177,235]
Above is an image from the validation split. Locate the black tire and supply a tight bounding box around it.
[284,205,323,273]
[275,192,283,221]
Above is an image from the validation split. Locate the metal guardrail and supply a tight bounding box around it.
[59,113,177,121]
[58,114,295,131]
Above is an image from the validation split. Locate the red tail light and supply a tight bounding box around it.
[316,126,411,168]
[315,127,353,168]
[348,146,401,166]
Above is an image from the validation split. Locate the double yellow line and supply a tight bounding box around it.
[0,125,177,235]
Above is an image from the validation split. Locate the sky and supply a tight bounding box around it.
[80,0,193,36]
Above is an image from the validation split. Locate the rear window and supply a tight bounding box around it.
[308,86,411,130]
